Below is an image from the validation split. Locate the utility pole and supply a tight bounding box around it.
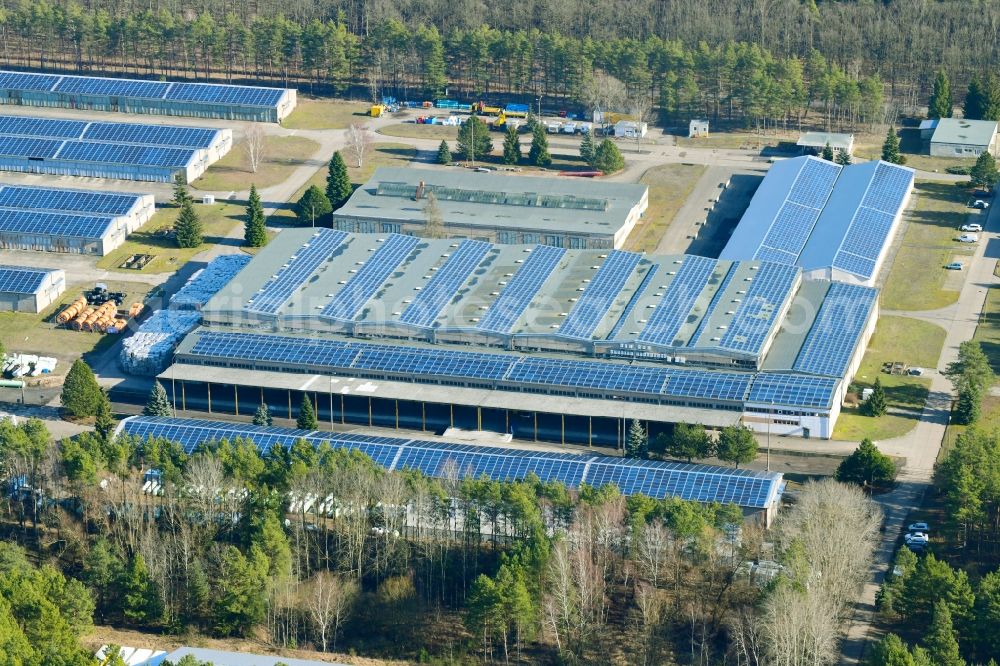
[470,117,476,168]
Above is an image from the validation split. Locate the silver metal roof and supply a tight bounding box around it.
[931,118,998,146]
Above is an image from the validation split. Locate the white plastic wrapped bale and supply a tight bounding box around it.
[170,254,251,310]
[119,310,202,376]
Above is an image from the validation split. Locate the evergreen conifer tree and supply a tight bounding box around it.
[244,184,267,247]
[580,129,596,166]
[295,186,332,227]
[94,392,116,444]
[593,139,625,173]
[436,140,452,165]
[172,173,192,207]
[836,149,853,165]
[502,126,522,164]
[716,425,758,468]
[528,124,552,167]
[253,404,273,426]
[122,554,163,626]
[625,419,648,459]
[923,601,964,666]
[970,151,999,189]
[882,127,905,165]
[325,151,352,209]
[143,381,173,417]
[965,75,986,120]
[928,69,954,119]
[864,377,888,417]
[174,199,203,248]
[836,437,897,488]
[456,116,492,162]
[296,394,318,430]
[822,142,834,161]
[61,359,103,418]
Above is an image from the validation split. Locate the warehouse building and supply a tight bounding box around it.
[117,416,787,523]
[0,184,154,254]
[796,131,854,155]
[332,167,649,249]
[141,228,881,441]
[929,118,998,157]
[0,70,296,122]
[0,266,65,312]
[0,115,231,182]
[720,156,914,286]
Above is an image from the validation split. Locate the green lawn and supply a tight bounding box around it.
[624,163,707,252]
[675,131,795,150]
[271,143,417,223]
[379,123,459,141]
[973,284,1000,374]
[0,280,156,374]
[833,315,946,441]
[854,128,977,173]
[881,181,976,311]
[281,98,370,130]
[193,135,320,192]
[96,202,246,273]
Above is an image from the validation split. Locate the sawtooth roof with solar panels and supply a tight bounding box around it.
[331,167,649,248]
[200,227,878,380]
[720,156,915,286]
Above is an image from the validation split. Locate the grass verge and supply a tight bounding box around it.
[675,131,796,150]
[881,181,977,311]
[624,163,707,252]
[281,98,370,130]
[833,315,946,441]
[379,123,459,141]
[271,143,417,223]
[0,280,156,374]
[193,135,321,192]
[96,202,246,273]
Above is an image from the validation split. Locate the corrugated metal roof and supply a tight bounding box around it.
[931,118,997,146]
[796,132,854,151]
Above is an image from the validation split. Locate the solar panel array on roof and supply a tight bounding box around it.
[399,240,492,327]
[246,229,349,315]
[0,185,139,216]
[753,158,839,263]
[82,122,218,149]
[182,330,836,409]
[56,142,197,168]
[747,373,838,409]
[0,266,52,294]
[831,162,914,279]
[559,250,641,339]
[637,256,716,346]
[477,245,565,333]
[717,262,799,354]
[0,208,115,239]
[119,416,784,508]
[0,115,88,139]
[0,70,289,109]
[792,282,877,377]
[0,136,63,159]
[320,234,420,321]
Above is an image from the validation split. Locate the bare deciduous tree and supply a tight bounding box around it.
[582,71,626,128]
[345,123,374,168]
[629,93,652,153]
[244,122,266,173]
[304,571,358,652]
[422,191,445,239]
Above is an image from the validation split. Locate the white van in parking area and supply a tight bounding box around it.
[958,233,979,243]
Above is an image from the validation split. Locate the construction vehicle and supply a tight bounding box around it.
[474,101,502,115]
[489,111,529,133]
[369,104,384,117]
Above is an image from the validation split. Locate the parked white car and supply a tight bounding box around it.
[958,233,979,243]
[961,223,983,232]
[907,522,929,532]
[904,532,929,545]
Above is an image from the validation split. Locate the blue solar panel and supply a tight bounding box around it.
[57,141,197,167]
[0,185,140,216]
[585,458,776,506]
[120,416,783,508]
[352,345,515,380]
[189,331,362,368]
[760,202,820,254]
[0,266,51,294]
[609,264,658,339]
[55,76,171,99]
[748,373,837,409]
[637,256,715,346]
[321,234,420,321]
[507,357,669,394]
[0,208,113,239]
[0,136,63,159]
[82,122,218,149]
[787,157,840,209]
[793,283,877,377]
[477,245,565,333]
[688,263,737,346]
[832,252,876,279]
[662,370,751,401]
[0,71,61,92]
[559,250,641,339]
[863,162,913,214]
[0,115,86,139]
[717,262,799,354]
[166,82,286,107]
[400,240,492,327]
[754,246,798,265]
[246,229,348,315]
